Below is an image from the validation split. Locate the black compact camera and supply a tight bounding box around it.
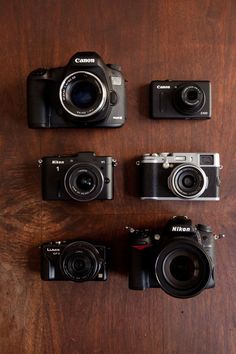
[128,216,224,298]
[41,239,108,282]
[39,152,117,202]
[150,80,211,119]
[138,152,221,201]
[27,52,126,128]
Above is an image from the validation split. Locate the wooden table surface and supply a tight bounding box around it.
[0,1,235,353]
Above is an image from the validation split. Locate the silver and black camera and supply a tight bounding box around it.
[41,239,108,282]
[128,216,224,298]
[39,152,117,202]
[150,80,211,119]
[27,52,126,128]
[137,152,221,200]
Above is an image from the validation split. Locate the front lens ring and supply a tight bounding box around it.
[61,241,101,282]
[168,164,208,199]
[59,71,107,118]
[64,163,104,202]
[155,240,212,298]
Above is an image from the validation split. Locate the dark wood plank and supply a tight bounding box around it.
[0,0,235,353]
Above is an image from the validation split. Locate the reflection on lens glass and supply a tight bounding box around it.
[67,252,93,279]
[170,255,196,281]
[182,175,195,188]
[76,173,94,192]
[71,81,98,109]
[187,89,198,101]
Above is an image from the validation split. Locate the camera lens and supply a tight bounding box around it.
[64,163,104,202]
[168,164,208,199]
[61,241,102,282]
[59,71,107,120]
[70,80,98,109]
[76,173,95,192]
[173,84,205,114]
[155,240,212,298]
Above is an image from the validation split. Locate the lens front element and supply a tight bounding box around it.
[168,164,208,199]
[174,84,205,115]
[59,71,107,119]
[155,240,212,298]
[61,241,102,282]
[64,163,104,202]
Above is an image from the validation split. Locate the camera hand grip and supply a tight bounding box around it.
[27,75,49,128]
[129,247,149,290]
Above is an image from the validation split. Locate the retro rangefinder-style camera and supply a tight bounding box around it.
[27,52,126,128]
[128,216,225,298]
[150,80,211,119]
[137,152,221,201]
[41,239,108,282]
[39,152,117,202]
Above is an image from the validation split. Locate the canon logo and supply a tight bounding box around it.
[74,58,95,63]
[172,226,191,232]
[47,248,60,252]
[157,85,171,89]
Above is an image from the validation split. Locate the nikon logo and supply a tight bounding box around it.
[74,58,95,63]
[172,226,191,232]
[52,160,64,164]
[47,248,60,252]
[157,85,171,89]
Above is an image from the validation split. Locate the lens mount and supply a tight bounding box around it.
[155,239,212,298]
[59,71,107,119]
[168,164,208,199]
[60,241,101,282]
[64,163,104,202]
[174,84,205,114]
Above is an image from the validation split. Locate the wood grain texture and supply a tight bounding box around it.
[0,0,235,353]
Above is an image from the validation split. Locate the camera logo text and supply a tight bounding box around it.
[172,226,191,232]
[74,58,95,63]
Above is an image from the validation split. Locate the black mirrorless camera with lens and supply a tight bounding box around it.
[150,80,211,119]
[27,52,126,128]
[41,239,108,282]
[39,152,117,202]
[138,152,221,201]
[128,216,224,298]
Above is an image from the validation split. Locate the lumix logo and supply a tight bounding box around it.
[47,248,60,252]
[157,85,171,89]
[74,58,95,63]
[172,226,191,232]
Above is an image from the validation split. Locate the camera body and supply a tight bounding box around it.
[150,80,211,119]
[27,52,126,128]
[128,216,216,298]
[138,152,220,200]
[39,152,116,202]
[41,239,108,282]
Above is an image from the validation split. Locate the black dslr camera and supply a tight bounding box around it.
[39,152,117,202]
[27,52,126,128]
[128,216,224,298]
[41,239,108,282]
[150,80,211,119]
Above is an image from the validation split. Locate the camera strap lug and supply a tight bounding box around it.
[38,159,43,167]
[112,159,118,167]
[213,233,226,240]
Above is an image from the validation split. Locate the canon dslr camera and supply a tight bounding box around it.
[138,152,221,200]
[128,216,224,298]
[150,80,211,119]
[39,152,117,202]
[27,52,126,128]
[41,239,108,282]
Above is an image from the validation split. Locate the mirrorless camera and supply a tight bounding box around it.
[27,52,126,128]
[39,152,117,202]
[41,239,108,282]
[150,80,211,119]
[128,216,224,298]
[137,152,221,200]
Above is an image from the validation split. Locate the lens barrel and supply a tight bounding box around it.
[174,84,205,115]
